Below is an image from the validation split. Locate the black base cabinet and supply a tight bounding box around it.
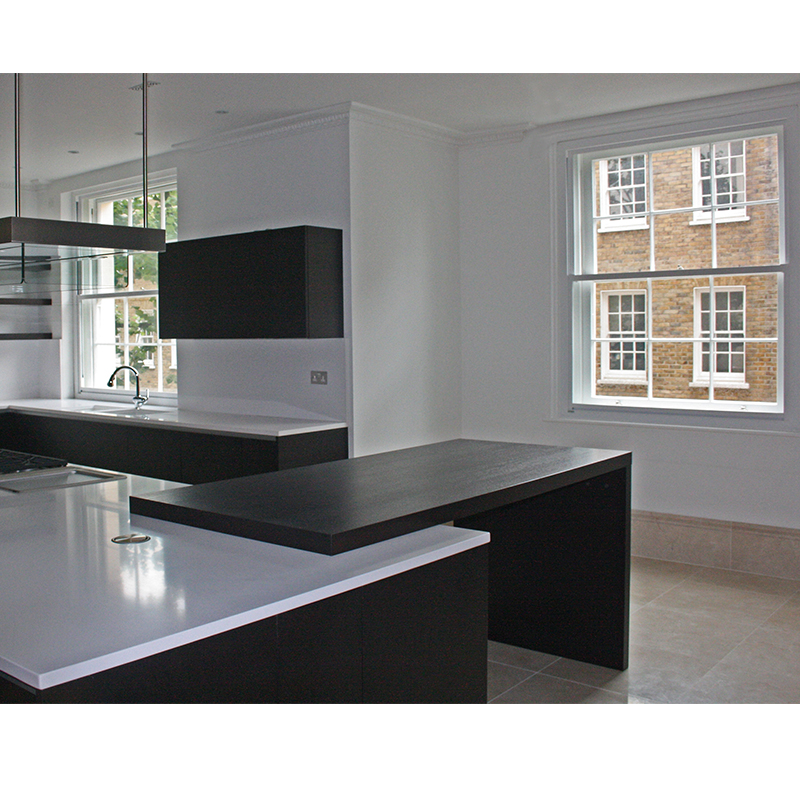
[457,467,630,670]
[0,411,348,484]
[0,546,488,704]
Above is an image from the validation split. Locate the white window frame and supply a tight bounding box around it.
[597,154,649,232]
[72,170,178,404]
[598,289,648,384]
[691,140,749,224]
[565,122,784,417]
[691,286,748,388]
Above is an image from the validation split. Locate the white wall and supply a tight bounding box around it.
[0,341,61,401]
[348,107,462,456]
[459,84,800,530]
[164,108,352,424]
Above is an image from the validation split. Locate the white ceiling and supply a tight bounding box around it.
[3,73,799,185]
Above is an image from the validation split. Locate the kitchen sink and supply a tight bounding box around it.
[77,404,177,419]
[0,466,126,493]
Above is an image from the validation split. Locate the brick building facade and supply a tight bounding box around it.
[591,134,780,403]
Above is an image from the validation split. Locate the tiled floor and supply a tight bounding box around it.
[488,555,800,703]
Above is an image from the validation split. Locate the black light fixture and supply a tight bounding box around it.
[0,73,166,278]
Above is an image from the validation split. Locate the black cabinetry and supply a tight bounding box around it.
[0,546,488,704]
[158,225,343,339]
[0,411,347,484]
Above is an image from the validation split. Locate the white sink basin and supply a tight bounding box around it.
[0,466,126,493]
[76,404,177,419]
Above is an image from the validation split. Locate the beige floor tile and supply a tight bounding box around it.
[764,593,800,632]
[487,661,537,702]
[630,558,699,606]
[487,640,560,672]
[691,565,800,596]
[490,673,628,704]
[630,604,759,662]
[651,576,794,622]
[682,628,800,703]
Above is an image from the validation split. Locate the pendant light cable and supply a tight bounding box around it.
[142,72,148,228]
[13,73,21,217]
[13,73,24,283]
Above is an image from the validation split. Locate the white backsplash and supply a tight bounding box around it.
[176,338,347,421]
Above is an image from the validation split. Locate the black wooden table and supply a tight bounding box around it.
[131,439,631,670]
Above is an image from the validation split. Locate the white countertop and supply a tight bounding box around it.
[0,471,488,691]
[3,399,346,438]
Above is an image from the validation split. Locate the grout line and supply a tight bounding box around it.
[487,673,540,703]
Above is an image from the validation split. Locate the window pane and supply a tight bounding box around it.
[651,341,708,400]
[576,131,782,411]
[164,190,178,240]
[147,193,162,230]
[653,211,712,269]
[716,200,781,267]
[651,147,694,212]
[132,252,158,290]
[586,274,778,403]
[113,198,130,227]
[595,226,650,272]
[79,184,178,395]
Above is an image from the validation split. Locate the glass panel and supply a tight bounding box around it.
[653,211,711,269]
[164,190,178,240]
[716,200,780,267]
[589,274,779,403]
[132,252,158,290]
[651,146,694,212]
[652,341,708,400]
[114,198,130,227]
[595,224,650,272]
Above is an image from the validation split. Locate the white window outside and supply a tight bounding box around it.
[597,154,649,231]
[570,127,782,413]
[599,290,648,383]
[692,286,748,388]
[75,173,178,400]
[692,140,749,224]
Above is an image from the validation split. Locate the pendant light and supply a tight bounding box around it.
[0,73,166,277]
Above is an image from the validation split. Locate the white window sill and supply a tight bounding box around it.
[598,377,649,386]
[689,214,750,226]
[689,380,750,389]
[598,220,650,233]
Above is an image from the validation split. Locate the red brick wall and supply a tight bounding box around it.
[591,135,779,402]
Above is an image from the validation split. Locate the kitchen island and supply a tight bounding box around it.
[132,439,632,670]
[0,470,488,703]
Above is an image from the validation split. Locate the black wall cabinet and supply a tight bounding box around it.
[158,225,344,339]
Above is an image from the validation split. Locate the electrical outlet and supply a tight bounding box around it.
[310,370,328,385]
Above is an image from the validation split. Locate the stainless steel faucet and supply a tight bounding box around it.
[107,365,149,408]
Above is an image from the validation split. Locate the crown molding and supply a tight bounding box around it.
[172,103,352,153]
[173,100,535,153]
[457,125,533,147]
[347,102,462,145]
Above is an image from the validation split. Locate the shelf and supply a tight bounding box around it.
[0,298,52,306]
[0,333,53,340]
